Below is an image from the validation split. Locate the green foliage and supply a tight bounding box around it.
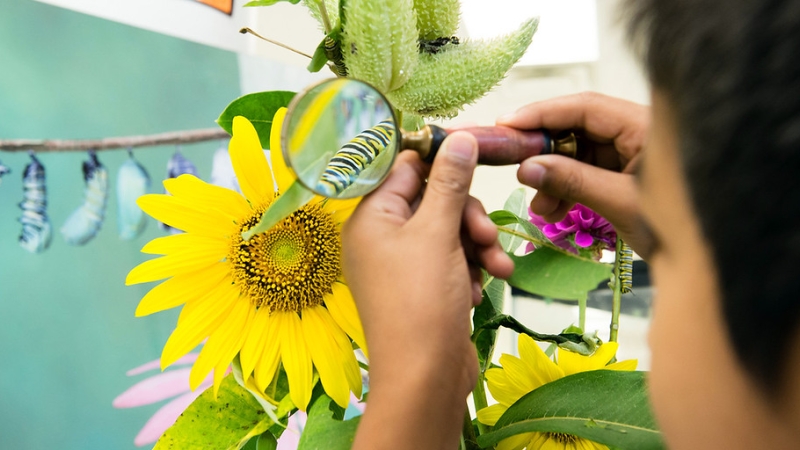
[256,432,279,450]
[414,0,461,40]
[494,188,533,253]
[477,371,665,450]
[387,18,538,118]
[298,394,361,450]
[245,0,301,6]
[490,210,549,248]
[308,38,331,73]
[154,375,277,450]
[473,274,505,371]
[342,0,419,92]
[476,314,601,356]
[508,248,611,301]
[216,91,296,149]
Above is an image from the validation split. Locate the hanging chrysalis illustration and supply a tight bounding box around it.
[61,151,109,246]
[18,153,52,253]
[117,150,151,240]
[161,149,198,233]
[0,160,9,186]
[210,146,240,194]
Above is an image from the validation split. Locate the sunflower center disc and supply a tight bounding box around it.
[230,202,341,312]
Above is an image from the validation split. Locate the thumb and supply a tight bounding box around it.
[416,132,478,231]
[517,155,638,226]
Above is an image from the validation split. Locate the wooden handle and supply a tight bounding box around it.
[445,126,552,165]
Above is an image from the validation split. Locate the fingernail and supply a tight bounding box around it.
[497,112,516,123]
[520,162,546,187]
[442,133,476,161]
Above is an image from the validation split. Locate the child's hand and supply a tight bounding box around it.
[343,132,513,450]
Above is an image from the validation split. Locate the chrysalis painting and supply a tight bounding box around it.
[61,151,109,246]
[117,151,151,240]
[18,153,52,253]
[0,160,9,185]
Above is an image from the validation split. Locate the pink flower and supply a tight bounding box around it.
[113,354,212,446]
[527,204,616,259]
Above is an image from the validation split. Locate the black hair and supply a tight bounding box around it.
[626,0,800,395]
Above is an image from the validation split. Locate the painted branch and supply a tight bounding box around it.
[0,128,230,152]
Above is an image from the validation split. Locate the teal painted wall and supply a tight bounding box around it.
[0,1,241,448]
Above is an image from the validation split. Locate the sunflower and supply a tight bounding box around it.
[125,109,366,411]
[476,334,637,450]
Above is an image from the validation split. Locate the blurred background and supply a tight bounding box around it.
[0,0,650,448]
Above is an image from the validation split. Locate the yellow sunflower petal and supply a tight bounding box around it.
[240,307,271,381]
[213,361,229,398]
[559,342,619,377]
[254,313,283,393]
[518,334,564,384]
[163,174,251,220]
[126,247,225,285]
[324,282,368,358]
[485,367,524,407]
[277,311,313,411]
[230,116,275,205]
[302,306,350,408]
[314,305,362,398]
[160,283,238,368]
[269,107,294,194]
[135,263,228,317]
[604,359,638,372]
[190,296,254,390]
[140,233,228,256]
[498,353,538,394]
[496,432,532,450]
[137,194,236,236]
[476,403,507,426]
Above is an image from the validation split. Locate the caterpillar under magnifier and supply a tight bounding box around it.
[281,78,582,200]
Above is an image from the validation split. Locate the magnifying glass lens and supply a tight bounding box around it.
[282,79,399,199]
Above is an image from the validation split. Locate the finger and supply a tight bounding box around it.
[530,192,575,223]
[478,242,515,280]
[463,197,498,247]
[415,132,478,232]
[496,92,648,159]
[517,155,637,227]
[356,151,427,219]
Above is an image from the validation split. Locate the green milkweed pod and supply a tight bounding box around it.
[387,17,538,118]
[342,0,419,93]
[413,0,461,40]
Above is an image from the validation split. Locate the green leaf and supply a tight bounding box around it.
[217,91,296,149]
[473,274,505,370]
[477,371,664,450]
[489,210,549,246]
[507,247,610,300]
[256,432,279,450]
[308,38,330,73]
[496,188,528,253]
[476,314,600,356]
[298,394,361,450]
[155,375,276,450]
[245,0,301,6]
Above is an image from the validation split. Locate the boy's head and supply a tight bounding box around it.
[626,0,800,447]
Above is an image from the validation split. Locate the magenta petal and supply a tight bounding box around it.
[114,368,206,408]
[574,230,594,247]
[126,354,199,376]
[133,388,207,446]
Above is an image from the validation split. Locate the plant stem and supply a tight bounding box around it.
[0,128,229,152]
[462,406,479,450]
[316,0,333,34]
[472,375,490,435]
[578,294,587,331]
[610,238,623,342]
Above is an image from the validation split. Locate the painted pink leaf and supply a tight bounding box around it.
[126,353,199,376]
[113,368,212,408]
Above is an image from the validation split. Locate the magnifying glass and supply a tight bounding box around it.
[282,78,580,199]
[242,78,581,240]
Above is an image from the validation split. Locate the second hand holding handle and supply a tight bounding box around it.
[401,125,579,165]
